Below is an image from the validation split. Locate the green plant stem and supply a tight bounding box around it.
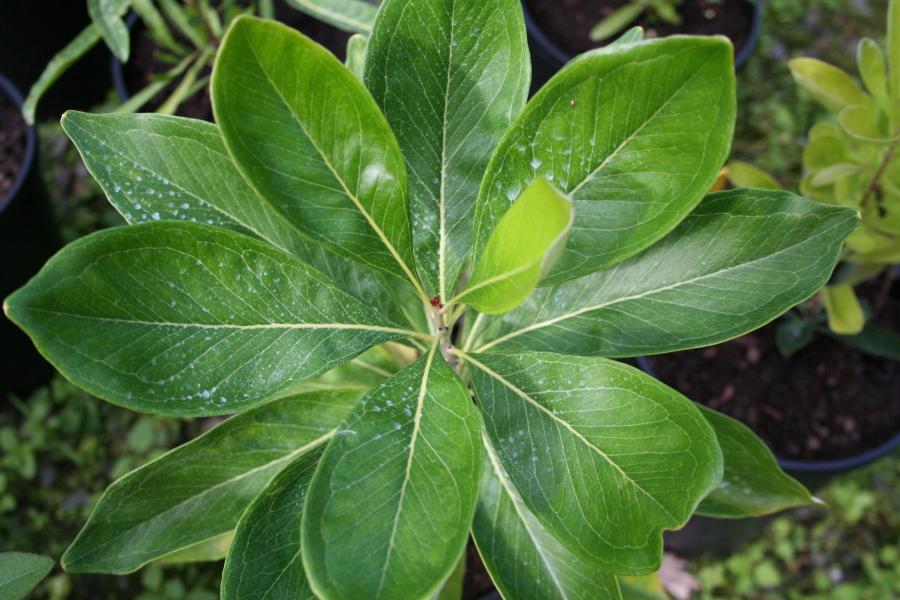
[859,138,899,208]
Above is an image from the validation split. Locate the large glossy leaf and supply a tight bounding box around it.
[455,178,572,315]
[465,351,722,575]
[466,353,722,575]
[0,553,54,600]
[60,111,421,329]
[4,222,422,416]
[221,449,323,600]
[302,345,482,600]
[364,0,530,298]
[474,36,735,285]
[62,390,360,574]
[473,435,622,600]
[696,406,814,519]
[212,17,424,299]
[472,190,859,357]
[284,0,378,33]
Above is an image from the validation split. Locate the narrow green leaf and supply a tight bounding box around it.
[302,345,483,600]
[88,0,131,62]
[365,0,530,299]
[589,2,645,42]
[156,50,212,116]
[0,553,54,600]
[475,36,735,285]
[158,0,208,49]
[455,178,573,315]
[830,322,900,361]
[132,0,186,54]
[858,38,890,110]
[22,25,103,124]
[465,351,722,575]
[221,450,323,600]
[345,34,368,82]
[788,58,871,114]
[696,406,815,519]
[62,390,359,574]
[4,222,418,416]
[727,161,781,190]
[212,17,424,298]
[60,111,420,329]
[610,26,645,47]
[473,435,622,600]
[890,0,900,97]
[823,284,865,335]
[474,190,859,357]
[284,0,378,33]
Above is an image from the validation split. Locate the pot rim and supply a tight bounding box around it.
[521,0,763,69]
[0,72,37,215]
[636,356,900,474]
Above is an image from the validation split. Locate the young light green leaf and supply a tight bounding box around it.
[788,58,871,114]
[155,532,234,565]
[473,435,623,600]
[726,161,781,189]
[589,2,645,42]
[4,222,421,416]
[454,178,573,315]
[345,34,369,81]
[212,17,424,298]
[221,450,323,600]
[696,406,815,519]
[284,0,379,33]
[823,284,865,335]
[132,0,186,54]
[475,36,735,285]
[858,38,889,110]
[22,25,103,124]
[464,351,722,575]
[60,111,420,329]
[473,190,859,357]
[0,553,54,600]
[88,0,131,62]
[302,345,482,600]
[365,0,530,299]
[62,390,360,574]
[610,26,645,47]
[839,105,889,142]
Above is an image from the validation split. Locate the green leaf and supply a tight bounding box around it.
[890,0,900,97]
[830,322,900,361]
[284,0,378,33]
[4,222,420,416]
[473,435,622,600]
[22,25,103,124]
[62,390,359,574]
[788,58,871,114]
[589,2,646,42]
[430,556,465,600]
[364,0,530,299]
[464,351,722,575]
[858,38,890,110]
[473,190,859,357]
[811,162,863,187]
[455,178,573,315]
[475,36,735,285]
[823,284,865,335]
[155,532,234,565]
[775,317,814,356]
[345,34,368,82]
[60,111,421,330]
[221,450,323,600]
[727,161,781,190]
[839,105,889,142]
[0,553,54,600]
[211,17,424,299]
[302,345,482,600]
[88,0,131,62]
[610,26,645,47]
[695,406,815,519]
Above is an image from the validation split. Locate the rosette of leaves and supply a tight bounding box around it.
[5,1,858,598]
[786,0,900,338]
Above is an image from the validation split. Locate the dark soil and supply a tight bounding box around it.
[463,541,496,599]
[525,0,754,59]
[646,277,900,462]
[0,88,27,201]
[122,0,353,120]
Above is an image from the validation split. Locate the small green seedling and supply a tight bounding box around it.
[590,0,682,42]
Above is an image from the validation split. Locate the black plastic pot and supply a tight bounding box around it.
[636,355,900,557]
[0,74,61,396]
[522,0,762,90]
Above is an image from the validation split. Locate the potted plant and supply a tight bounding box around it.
[5,0,858,596]
[523,0,762,87]
[643,0,900,501]
[0,73,60,396]
[25,0,378,122]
